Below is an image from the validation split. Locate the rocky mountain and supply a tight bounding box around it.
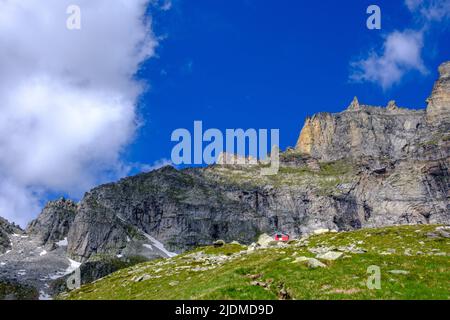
[65,61,449,262]
[0,217,20,254]
[1,200,79,299]
[26,198,77,248]
[0,62,449,299]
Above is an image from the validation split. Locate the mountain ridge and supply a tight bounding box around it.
[0,61,449,299]
[32,61,450,263]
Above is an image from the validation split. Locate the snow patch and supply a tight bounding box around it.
[17,270,27,276]
[10,233,28,238]
[48,273,64,280]
[143,244,153,250]
[39,250,47,256]
[142,232,177,258]
[39,290,52,300]
[56,237,68,246]
[116,214,177,258]
[48,257,82,280]
[66,258,81,274]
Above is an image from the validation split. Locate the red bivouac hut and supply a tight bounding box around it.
[273,232,289,242]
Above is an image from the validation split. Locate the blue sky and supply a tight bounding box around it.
[128,0,450,170]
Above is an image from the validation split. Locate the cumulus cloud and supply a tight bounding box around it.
[350,0,449,89]
[0,0,158,226]
[405,0,423,11]
[160,0,173,11]
[405,0,450,21]
[351,30,426,89]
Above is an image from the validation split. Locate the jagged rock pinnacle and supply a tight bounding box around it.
[426,61,450,124]
[386,100,398,111]
[438,61,450,79]
[347,96,360,110]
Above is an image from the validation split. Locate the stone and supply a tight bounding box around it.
[133,274,148,282]
[292,256,326,268]
[316,251,344,261]
[388,270,409,275]
[247,243,260,252]
[292,256,311,263]
[306,258,327,269]
[250,281,268,288]
[257,233,273,247]
[213,240,225,247]
[313,228,330,235]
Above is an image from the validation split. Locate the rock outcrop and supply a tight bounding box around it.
[296,62,450,162]
[0,217,20,254]
[427,61,450,124]
[26,198,77,248]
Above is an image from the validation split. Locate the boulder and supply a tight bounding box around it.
[213,240,225,247]
[306,258,327,269]
[257,233,273,247]
[313,228,330,235]
[316,251,344,261]
[292,256,327,268]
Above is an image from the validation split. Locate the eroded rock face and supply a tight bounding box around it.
[295,102,432,161]
[26,198,77,247]
[62,62,450,262]
[0,217,20,254]
[296,62,450,162]
[427,61,450,124]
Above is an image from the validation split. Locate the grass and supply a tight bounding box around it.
[61,225,449,300]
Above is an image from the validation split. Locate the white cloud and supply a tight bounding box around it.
[0,0,158,226]
[405,0,450,21]
[350,0,449,89]
[351,30,426,89]
[405,0,424,11]
[160,0,173,11]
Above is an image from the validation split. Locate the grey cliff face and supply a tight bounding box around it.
[26,198,77,247]
[427,61,450,124]
[296,62,450,162]
[0,217,20,254]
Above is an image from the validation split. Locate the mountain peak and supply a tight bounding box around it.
[347,96,360,110]
[427,61,450,124]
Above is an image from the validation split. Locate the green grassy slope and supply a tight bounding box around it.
[61,225,449,300]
